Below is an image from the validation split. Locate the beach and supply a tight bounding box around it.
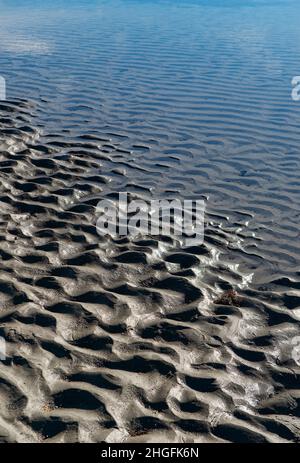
[0,0,300,443]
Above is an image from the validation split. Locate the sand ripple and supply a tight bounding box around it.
[0,0,300,443]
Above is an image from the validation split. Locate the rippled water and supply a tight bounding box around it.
[0,0,300,443]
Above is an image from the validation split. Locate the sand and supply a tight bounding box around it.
[0,0,300,444]
[0,98,299,443]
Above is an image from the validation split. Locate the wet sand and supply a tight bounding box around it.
[0,0,300,443]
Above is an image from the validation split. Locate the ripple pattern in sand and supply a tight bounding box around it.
[0,0,300,443]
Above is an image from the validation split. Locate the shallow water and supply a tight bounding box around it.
[0,0,300,443]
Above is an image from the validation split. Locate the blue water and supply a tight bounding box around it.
[1,0,300,141]
[0,1,299,276]
[0,0,299,289]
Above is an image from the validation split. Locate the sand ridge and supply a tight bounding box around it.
[0,0,300,443]
[0,100,299,442]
